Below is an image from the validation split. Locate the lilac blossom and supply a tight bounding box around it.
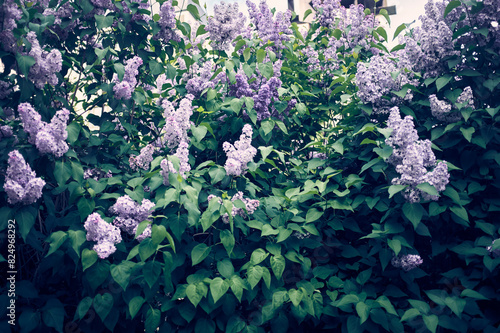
[356,54,417,114]
[160,140,190,185]
[156,98,193,148]
[113,56,143,100]
[35,108,70,157]
[391,254,423,271]
[0,81,12,99]
[0,0,22,52]
[155,0,180,42]
[130,144,155,171]
[26,32,62,89]
[0,125,13,142]
[18,103,70,157]
[399,0,460,78]
[246,0,292,51]
[206,2,246,50]
[386,107,450,203]
[223,124,257,176]
[110,195,155,242]
[84,212,122,259]
[429,86,474,122]
[208,191,260,224]
[84,168,112,181]
[311,0,341,28]
[3,150,45,205]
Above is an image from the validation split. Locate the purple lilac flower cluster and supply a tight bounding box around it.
[0,81,12,99]
[155,0,180,42]
[356,55,417,114]
[3,150,45,205]
[311,0,341,27]
[207,191,260,224]
[206,2,246,51]
[223,124,257,176]
[246,0,292,51]
[26,32,62,89]
[0,0,22,52]
[160,140,190,185]
[184,60,226,97]
[130,144,155,171]
[400,0,460,78]
[109,195,155,242]
[18,103,70,157]
[156,98,193,149]
[429,86,474,122]
[84,213,122,259]
[0,125,13,142]
[83,168,112,181]
[386,107,450,203]
[113,56,143,100]
[391,254,423,271]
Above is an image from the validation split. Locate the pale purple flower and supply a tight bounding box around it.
[26,32,62,89]
[386,107,450,203]
[130,144,155,171]
[206,1,246,50]
[391,254,423,271]
[246,0,292,51]
[209,191,260,224]
[155,0,180,42]
[84,212,122,259]
[113,56,143,100]
[156,98,193,148]
[83,168,112,181]
[0,0,22,52]
[4,150,45,205]
[110,195,155,241]
[223,124,257,176]
[160,140,190,185]
[312,0,341,27]
[0,81,12,99]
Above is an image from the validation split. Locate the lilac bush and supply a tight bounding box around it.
[206,1,246,50]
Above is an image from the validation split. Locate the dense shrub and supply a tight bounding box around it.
[0,0,499,332]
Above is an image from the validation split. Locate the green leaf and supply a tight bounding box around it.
[257,49,266,63]
[388,184,406,198]
[444,297,466,317]
[217,259,234,279]
[288,289,303,307]
[250,248,268,265]
[379,8,390,25]
[416,182,439,196]
[210,277,230,303]
[247,265,263,289]
[460,127,475,142]
[82,248,98,271]
[220,229,235,255]
[54,160,72,186]
[423,315,438,333]
[128,296,145,319]
[393,23,407,40]
[16,53,36,77]
[230,276,246,302]
[450,206,469,222]
[145,308,161,333]
[306,208,323,222]
[74,297,93,320]
[138,238,157,261]
[186,282,207,307]
[16,206,37,242]
[460,289,488,300]
[356,302,370,324]
[111,261,134,290]
[42,299,65,333]
[93,293,114,322]
[444,0,462,18]
[436,75,452,91]
[191,243,211,265]
[376,296,398,316]
[186,4,201,20]
[336,294,359,307]
[376,27,387,41]
[270,255,285,279]
[95,14,114,29]
[400,308,420,322]
[402,203,425,229]
[20,308,40,332]
[46,231,68,256]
